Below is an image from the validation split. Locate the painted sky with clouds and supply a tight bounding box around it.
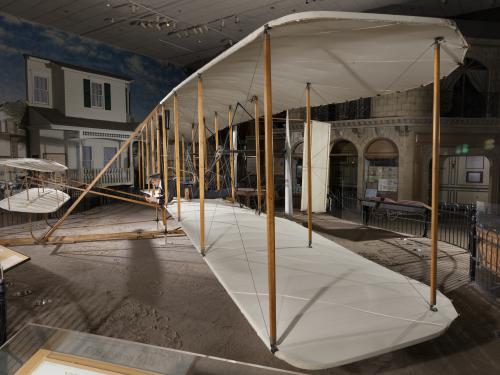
[0,12,186,120]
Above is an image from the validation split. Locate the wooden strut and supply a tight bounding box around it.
[151,118,156,174]
[264,28,277,353]
[139,134,144,189]
[192,123,197,171]
[253,96,262,212]
[229,105,235,201]
[181,135,186,181]
[198,76,206,254]
[174,93,182,220]
[430,38,442,311]
[157,111,162,175]
[214,112,221,190]
[41,107,155,241]
[162,106,169,235]
[306,83,313,247]
[146,120,151,192]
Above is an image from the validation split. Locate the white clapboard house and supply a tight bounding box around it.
[25,55,137,186]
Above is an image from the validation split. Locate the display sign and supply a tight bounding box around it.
[16,350,159,375]
[367,166,398,192]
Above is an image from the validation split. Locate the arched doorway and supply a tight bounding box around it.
[329,140,358,200]
[364,138,399,200]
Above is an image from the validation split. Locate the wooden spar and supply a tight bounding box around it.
[146,119,151,191]
[229,105,235,201]
[214,112,221,190]
[138,138,141,188]
[139,134,143,189]
[174,93,182,219]
[40,113,155,240]
[253,96,262,212]
[430,38,442,310]
[198,76,206,254]
[162,106,169,233]
[0,229,185,247]
[157,111,162,175]
[263,27,277,352]
[306,83,313,247]
[29,176,157,208]
[181,135,185,181]
[141,133,145,189]
[153,118,157,173]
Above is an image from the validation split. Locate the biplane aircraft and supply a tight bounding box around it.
[0,11,469,371]
[0,158,70,214]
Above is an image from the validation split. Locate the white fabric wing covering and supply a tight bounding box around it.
[170,200,458,370]
[301,120,331,212]
[0,188,70,213]
[0,158,67,173]
[160,11,467,138]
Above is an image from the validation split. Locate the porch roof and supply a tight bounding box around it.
[28,107,137,132]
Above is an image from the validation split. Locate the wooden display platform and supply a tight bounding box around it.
[0,229,185,247]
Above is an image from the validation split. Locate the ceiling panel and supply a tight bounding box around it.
[0,0,497,68]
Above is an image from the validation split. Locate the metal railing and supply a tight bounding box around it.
[328,191,500,298]
[328,191,474,249]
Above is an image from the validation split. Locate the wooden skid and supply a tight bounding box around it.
[0,228,185,246]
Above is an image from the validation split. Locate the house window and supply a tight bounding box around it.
[33,75,49,104]
[104,147,118,168]
[82,146,92,169]
[91,82,104,108]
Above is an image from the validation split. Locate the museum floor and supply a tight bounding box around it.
[3,203,500,374]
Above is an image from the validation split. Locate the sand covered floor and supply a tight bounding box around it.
[2,202,499,374]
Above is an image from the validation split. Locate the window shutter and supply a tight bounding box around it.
[104,83,111,110]
[83,79,91,108]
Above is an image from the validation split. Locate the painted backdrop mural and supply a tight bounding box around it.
[0,12,186,121]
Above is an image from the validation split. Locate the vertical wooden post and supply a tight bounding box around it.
[146,120,151,192]
[139,134,143,189]
[430,38,442,311]
[192,124,197,171]
[162,107,169,200]
[214,112,221,190]
[198,76,206,254]
[150,119,155,174]
[229,105,235,201]
[253,96,262,212]
[182,135,185,181]
[174,93,182,220]
[157,112,162,174]
[306,83,313,248]
[263,27,277,353]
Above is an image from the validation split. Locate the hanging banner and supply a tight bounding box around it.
[301,120,331,213]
